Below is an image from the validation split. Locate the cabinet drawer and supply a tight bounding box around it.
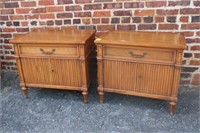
[103,46,176,63]
[19,45,78,57]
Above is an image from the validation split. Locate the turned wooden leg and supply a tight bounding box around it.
[21,87,28,98]
[99,91,104,104]
[82,91,88,103]
[170,101,176,115]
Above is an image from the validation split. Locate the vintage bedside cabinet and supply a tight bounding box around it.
[10,29,96,103]
[95,30,186,114]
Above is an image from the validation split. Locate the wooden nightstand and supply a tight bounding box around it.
[10,29,96,103]
[95,30,186,115]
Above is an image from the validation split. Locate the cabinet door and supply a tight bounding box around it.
[136,63,174,96]
[103,60,174,96]
[103,60,139,92]
[21,58,53,85]
[50,59,81,87]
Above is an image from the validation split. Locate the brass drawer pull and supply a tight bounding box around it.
[40,48,56,55]
[129,51,148,58]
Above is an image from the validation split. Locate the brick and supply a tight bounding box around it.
[75,0,92,4]
[47,6,64,12]
[132,17,141,23]
[0,34,12,38]
[159,24,179,30]
[196,31,200,36]
[121,17,130,23]
[5,56,15,60]
[184,53,192,58]
[134,10,155,16]
[0,16,9,21]
[144,17,153,23]
[179,16,189,22]
[146,1,166,7]
[124,2,144,8]
[167,16,176,23]
[16,28,29,32]
[191,45,200,51]
[57,13,73,18]
[113,10,132,16]
[181,73,191,79]
[32,8,46,13]
[190,60,200,65]
[0,22,5,25]
[65,5,82,11]
[194,53,200,58]
[31,21,37,26]
[155,16,164,23]
[73,19,81,24]
[4,2,19,8]
[193,1,200,7]
[181,32,194,37]
[6,22,12,26]
[180,79,190,85]
[21,21,28,26]
[2,28,16,32]
[182,67,199,72]
[97,25,115,31]
[16,8,31,14]
[10,15,24,20]
[117,25,136,30]
[58,0,73,4]
[55,20,62,25]
[192,16,200,22]
[3,45,13,49]
[84,4,102,10]
[180,8,200,14]
[21,1,36,7]
[47,20,54,26]
[95,0,112,2]
[181,24,200,30]
[111,18,120,24]
[13,22,20,26]
[79,25,95,29]
[92,18,100,24]
[168,1,190,6]
[192,74,200,85]
[82,18,91,24]
[156,9,178,15]
[26,15,39,19]
[93,11,110,17]
[186,38,200,43]
[74,12,91,17]
[101,18,109,23]
[39,0,54,5]
[64,19,71,24]
[138,24,156,30]
[40,14,55,19]
[104,3,122,9]
[1,9,14,14]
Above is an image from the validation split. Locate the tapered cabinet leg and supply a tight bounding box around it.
[170,101,176,115]
[99,91,104,104]
[82,91,88,103]
[21,87,28,98]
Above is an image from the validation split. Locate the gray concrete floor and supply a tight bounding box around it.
[0,71,199,133]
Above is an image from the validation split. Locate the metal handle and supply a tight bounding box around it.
[128,51,147,58]
[40,48,56,55]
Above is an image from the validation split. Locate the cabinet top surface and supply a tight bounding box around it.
[10,29,95,44]
[95,30,186,49]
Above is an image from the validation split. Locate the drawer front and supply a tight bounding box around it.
[103,46,175,63]
[19,45,78,57]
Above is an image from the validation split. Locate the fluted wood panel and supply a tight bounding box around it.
[21,58,81,86]
[103,60,174,96]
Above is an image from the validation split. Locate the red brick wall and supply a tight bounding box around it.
[0,0,200,86]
